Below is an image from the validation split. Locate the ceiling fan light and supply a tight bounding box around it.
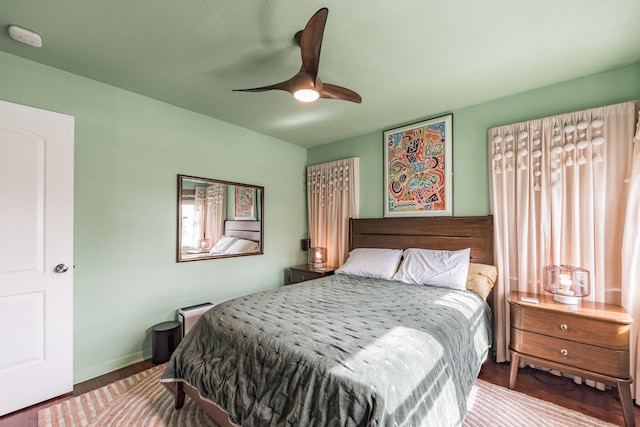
[293,89,320,103]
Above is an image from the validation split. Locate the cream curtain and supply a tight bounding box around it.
[622,110,640,400]
[193,184,226,249]
[205,184,226,247]
[307,157,360,267]
[193,187,206,248]
[489,101,640,380]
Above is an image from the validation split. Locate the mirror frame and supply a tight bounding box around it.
[177,174,264,262]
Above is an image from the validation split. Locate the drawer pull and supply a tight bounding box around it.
[560,324,568,331]
[560,349,568,356]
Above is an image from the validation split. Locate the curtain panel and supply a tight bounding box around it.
[205,183,226,248]
[622,110,640,401]
[193,187,206,249]
[307,157,360,267]
[488,101,640,391]
[193,184,225,250]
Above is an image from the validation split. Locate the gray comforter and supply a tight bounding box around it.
[161,274,492,427]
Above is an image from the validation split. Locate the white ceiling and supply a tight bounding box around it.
[1,0,639,148]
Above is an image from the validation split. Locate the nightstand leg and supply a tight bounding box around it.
[508,352,520,389]
[617,382,635,427]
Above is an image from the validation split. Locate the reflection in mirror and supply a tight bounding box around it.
[177,175,264,262]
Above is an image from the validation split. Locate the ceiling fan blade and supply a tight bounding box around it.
[300,8,328,81]
[320,83,362,104]
[233,80,292,93]
[234,8,362,105]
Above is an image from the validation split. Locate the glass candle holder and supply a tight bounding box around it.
[543,265,590,304]
[309,247,327,268]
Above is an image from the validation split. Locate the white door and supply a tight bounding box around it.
[0,100,74,415]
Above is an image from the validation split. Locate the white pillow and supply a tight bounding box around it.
[209,235,237,254]
[393,248,471,290]
[224,238,259,254]
[335,248,403,280]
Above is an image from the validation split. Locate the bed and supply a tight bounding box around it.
[208,220,262,255]
[161,215,495,426]
[183,220,262,260]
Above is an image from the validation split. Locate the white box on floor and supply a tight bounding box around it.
[178,303,214,336]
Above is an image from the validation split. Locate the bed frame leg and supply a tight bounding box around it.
[175,382,186,409]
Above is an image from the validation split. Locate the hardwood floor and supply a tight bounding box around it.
[1,357,637,426]
[478,358,639,426]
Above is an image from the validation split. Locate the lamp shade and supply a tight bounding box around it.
[309,247,327,268]
[543,265,590,304]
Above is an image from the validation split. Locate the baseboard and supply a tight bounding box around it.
[73,351,147,384]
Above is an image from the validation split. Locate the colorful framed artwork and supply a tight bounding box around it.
[384,114,453,217]
[234,186,256,220]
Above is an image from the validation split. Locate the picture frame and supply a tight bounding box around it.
[384,114,453,217]
[234,186,256,220]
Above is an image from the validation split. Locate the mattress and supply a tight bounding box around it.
[161,274,492,426]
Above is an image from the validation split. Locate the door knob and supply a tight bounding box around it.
[54,264,69,273]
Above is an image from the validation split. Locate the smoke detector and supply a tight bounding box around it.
[8,25,42,48]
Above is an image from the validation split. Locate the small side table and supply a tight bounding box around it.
[508,292,634,427]
[151,321,182,364]
[289,264,336,284]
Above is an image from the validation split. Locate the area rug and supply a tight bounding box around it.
[38,364,617,427]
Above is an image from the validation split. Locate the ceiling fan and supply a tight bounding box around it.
[233,8,362,104]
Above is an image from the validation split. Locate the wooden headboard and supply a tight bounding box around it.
[349,215,494,265]
[224,220,262,242]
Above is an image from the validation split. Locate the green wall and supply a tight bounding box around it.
[308,62,640,217]
[0,51,308,382]
[2,48,639,384]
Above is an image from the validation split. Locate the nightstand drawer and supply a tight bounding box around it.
[511,304,629,350]
[290,269,321,283]
[511,329,630,378]
[289,265,336,284]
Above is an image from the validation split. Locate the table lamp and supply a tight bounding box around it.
[543,265,590,304]
[199,238,210,250]
[309,247,327,268]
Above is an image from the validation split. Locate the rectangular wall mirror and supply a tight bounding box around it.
[177,175,264,262]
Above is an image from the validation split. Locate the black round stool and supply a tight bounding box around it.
[151,321,182,364]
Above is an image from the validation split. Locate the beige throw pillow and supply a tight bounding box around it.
[467,263,498,301]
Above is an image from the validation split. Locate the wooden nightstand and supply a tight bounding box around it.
[509,292,634,427]
[289,264,336,284]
